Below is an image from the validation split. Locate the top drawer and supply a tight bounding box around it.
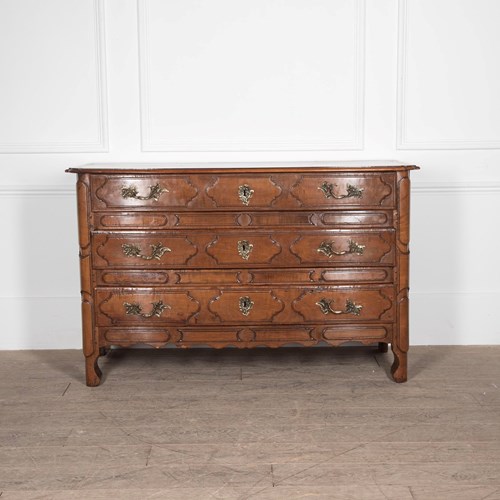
[90,173,395,210]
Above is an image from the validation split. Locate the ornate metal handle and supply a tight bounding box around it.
[121,183,168,201]
[237,240,253,260]
[317,239,365,258]
[238,184,254,206]
[316,298,362,316]
[122,242,171,260]
[239,296,254,316]
[318,182,363,199]
[124,300,170,318]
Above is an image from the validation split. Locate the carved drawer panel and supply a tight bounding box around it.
[290,231,394,265]
[206,234,282,265]
[290,174,395,208]
[92,233,198,268]
[94,210,393,230]
[321,324,391,343]
[208,290,285,322]
[205,175,283,208]
[93,231,394,269]
[98,324,393,349]
[291,287,395,323]
[175,326,317,347]
[95,286,394,326]
[95,289,200,326]
[92,175,198,209]
[95,267,393,287]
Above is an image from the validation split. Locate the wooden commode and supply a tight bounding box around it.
[67,162,418,386]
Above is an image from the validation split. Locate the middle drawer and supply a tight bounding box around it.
[92,231,395,268]
[95,286,395,326]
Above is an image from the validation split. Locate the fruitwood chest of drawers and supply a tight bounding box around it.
[67,162,418,386]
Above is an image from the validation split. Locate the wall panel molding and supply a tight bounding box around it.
[0,0,108,153]
[396,0,500,150]
[412,182,500,195]
[138,0,366,152]
[0,185,75,197]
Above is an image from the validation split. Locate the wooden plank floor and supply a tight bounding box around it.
[0,346,499,499]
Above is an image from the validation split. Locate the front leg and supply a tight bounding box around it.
[85,351,102,387]
[391,343,407,383]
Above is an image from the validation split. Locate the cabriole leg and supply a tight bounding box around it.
[391,343,407,383]
[85,352,102,387]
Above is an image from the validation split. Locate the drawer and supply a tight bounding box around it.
[92,231,394,268]
[95,286,395,326]
[91,175,198,209]
[95,267,394,287]
[93,210,393,230]
[290,173,395,208]
[90,172,395,210]
[99,324,393,348]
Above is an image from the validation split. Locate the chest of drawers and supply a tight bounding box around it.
[67,163,418,386]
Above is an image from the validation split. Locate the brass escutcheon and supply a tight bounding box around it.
[237,240,253,260]
[238,184,254,206]
[239,296,254,316]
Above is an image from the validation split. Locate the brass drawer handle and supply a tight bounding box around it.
[121,183,168,201]
[316,298,362,316]
[124,300,170,318]
[317,239,365,257]
[122,242,171,260]
[238,240,253,260]
[319,182,363,199]
[239,296,254,316]
[238,184,254,206]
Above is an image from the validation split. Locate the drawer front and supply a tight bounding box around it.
[95,286,395,326]
[91,173,395,210]
[92,175,198,209]
[93,231,394,268]
[98,324,393,348]
[94,210,393,230]
[290,174,395,208]
[95,267,394,287]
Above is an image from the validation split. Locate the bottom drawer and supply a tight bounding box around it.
[95,286,395,326]
[98,324,393,348]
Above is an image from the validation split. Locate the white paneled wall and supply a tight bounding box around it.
[0,0,499,348]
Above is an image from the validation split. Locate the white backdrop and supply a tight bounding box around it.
[0,0,499,348]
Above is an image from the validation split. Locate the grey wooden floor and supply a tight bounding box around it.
[0,346,499,499]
